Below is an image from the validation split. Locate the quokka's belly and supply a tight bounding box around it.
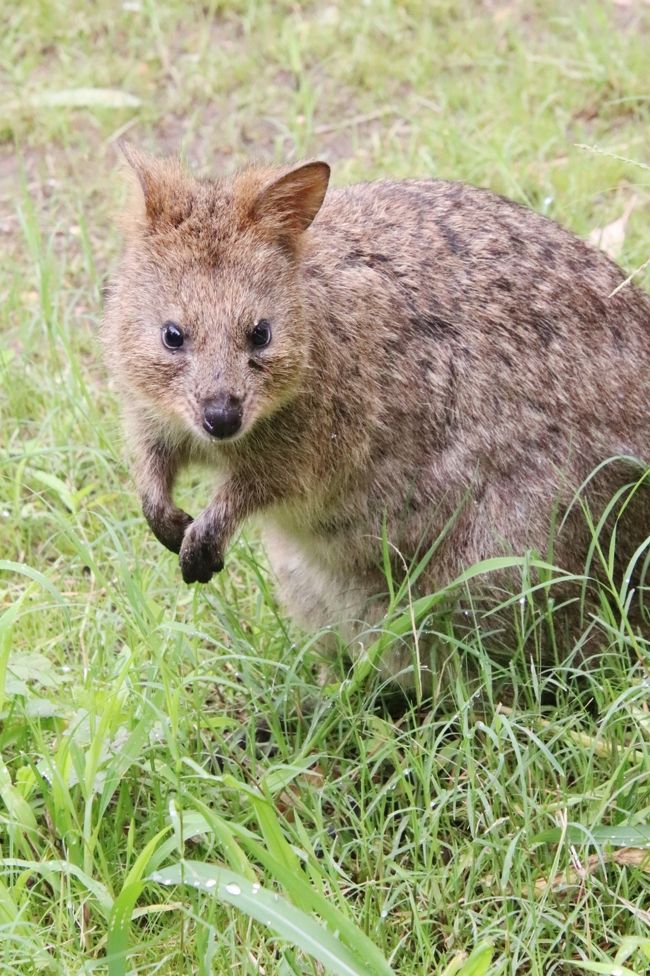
[261,522,386,640]
[261,522,449,690]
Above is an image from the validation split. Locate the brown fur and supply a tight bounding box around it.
[102,144,650,686]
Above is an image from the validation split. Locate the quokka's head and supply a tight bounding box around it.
[102,143,330,444]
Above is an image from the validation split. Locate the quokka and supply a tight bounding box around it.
[102,144,650,687]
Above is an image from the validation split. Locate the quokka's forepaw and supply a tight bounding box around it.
[144,503,193,554]
[178,518,225,584]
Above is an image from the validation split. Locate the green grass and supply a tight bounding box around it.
[1,1,650,973]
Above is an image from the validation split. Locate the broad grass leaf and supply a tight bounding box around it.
[456,943,495,976]
[150,861,392,976]
[25,468,76,513]
[260,758,319,795]
[26,88,141,109]
[0,760,38,851]
[533,825,650,849]
[568,963,642,976]
[187,797,395,976]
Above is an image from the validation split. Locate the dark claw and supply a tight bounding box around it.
[179,531,224,585]
[181,557,223,585]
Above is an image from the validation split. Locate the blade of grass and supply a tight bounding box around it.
[106,828,169,976]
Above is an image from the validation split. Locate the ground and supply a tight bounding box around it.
[1,1,650,974]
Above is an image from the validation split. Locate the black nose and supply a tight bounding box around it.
[202,395,243,439]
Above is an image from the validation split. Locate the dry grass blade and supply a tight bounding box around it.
[531,847,650,896]
[588,197,636,260]
[497,704,647,764]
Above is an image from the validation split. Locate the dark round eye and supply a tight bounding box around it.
[250,319,272,348]
[161,321,184,349]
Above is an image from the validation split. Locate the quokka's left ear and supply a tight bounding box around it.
[250,161,330,246]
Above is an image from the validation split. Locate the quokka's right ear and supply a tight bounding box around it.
[117,140,195,231]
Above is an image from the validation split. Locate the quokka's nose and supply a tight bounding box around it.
[202,395,243,439]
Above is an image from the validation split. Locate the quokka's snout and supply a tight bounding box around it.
[202,394,243,440]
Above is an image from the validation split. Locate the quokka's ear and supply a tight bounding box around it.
[250,161,330,246]
[117,140,195,231]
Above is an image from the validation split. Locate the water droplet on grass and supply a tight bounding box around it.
[205,878,217,889]
[251,882,261,894]
[225,882,241,896]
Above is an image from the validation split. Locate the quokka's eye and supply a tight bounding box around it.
[161,321,184,349]
[250,319,272,348]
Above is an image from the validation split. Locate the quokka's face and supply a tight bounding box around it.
[102,146,329,446]
[104,243,311,444]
